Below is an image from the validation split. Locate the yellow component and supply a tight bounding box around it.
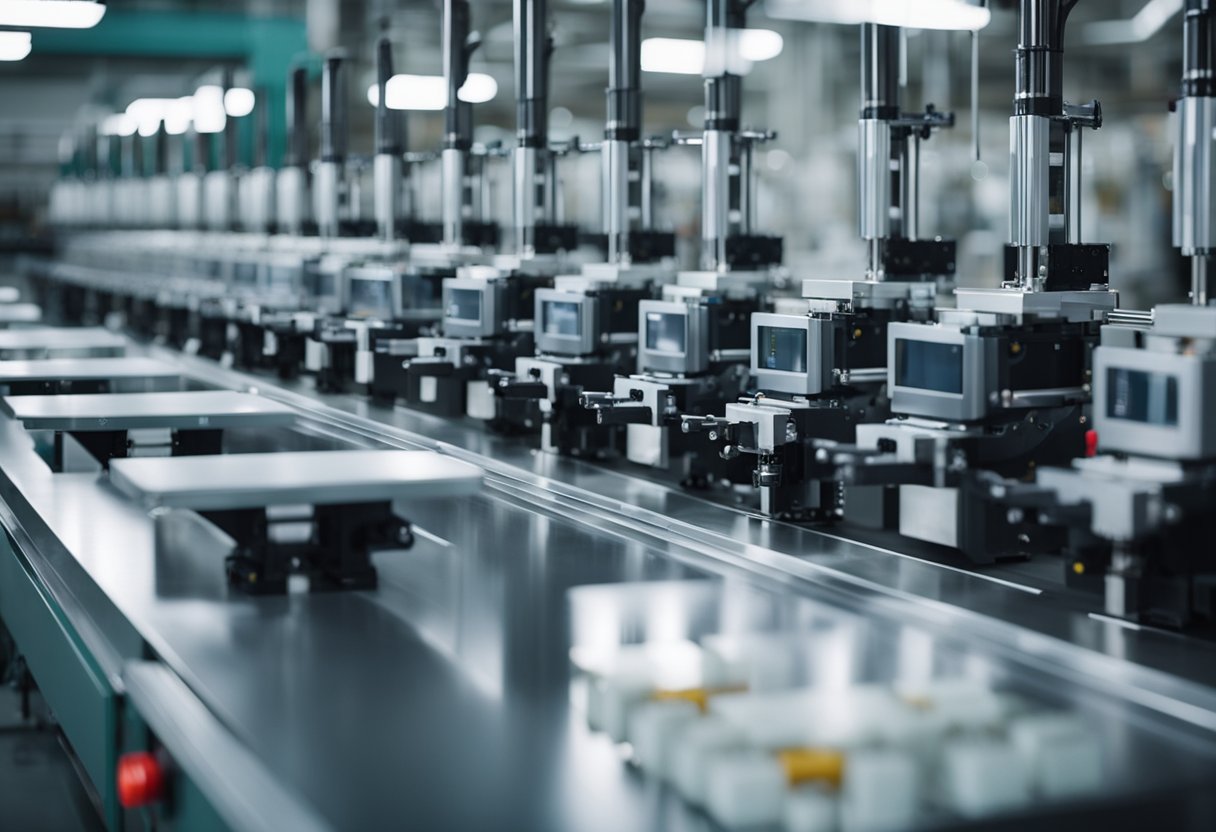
[852,327,863,339]
[1011,341,1022,354]
[901,694,934,711]
[1073,561,1085,576]
[777,748,845,788]
[651,685,747,714]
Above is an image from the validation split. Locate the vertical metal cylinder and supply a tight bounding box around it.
[858,22,899,276]
[605,0,645,262]
[320,51,348,163]
[1010,0,1074,289]
[375,36,404,241]
[607,0,643,141]
[285,66,309,168]
[443,0,476,246]
[640,143,654,229]
[1065,125,1082,244]
[513,0,552,251]
[317,51,348,238]
[1177,0,1216,303]
[514,0,549,148]
[514,145,539,253]
[861,23,900,119]
[1193,255,1210,305]
[700,0,747,271]
[701,128,732,271]
[444,0,474,150]
[738,139,755,234]
[604,139,631,261]
[441,147,466,246]
[900,134,919,240]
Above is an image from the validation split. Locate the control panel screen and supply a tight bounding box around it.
[348,278,392,320]
[757,326,808,373]
[446,288,482,323]
[1107,367,1179,426]
[543,301,582,338]
[645,312,686,355]
[895,339,964,394]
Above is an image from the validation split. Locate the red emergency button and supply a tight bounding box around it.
[1085,429,1098,458]
[117,751,165,808]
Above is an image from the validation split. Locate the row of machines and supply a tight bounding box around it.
[31,0,1216,630]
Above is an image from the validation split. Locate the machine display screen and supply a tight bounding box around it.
[645,312,686,354]
[757,326,807,373]
[1107,368,1179,426]
[347,278,392,320]
[895,338,964,394]
[542,300,582,338]
[446,288,482,323]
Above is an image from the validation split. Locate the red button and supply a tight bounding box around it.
[117,751,164,808]
[1085,429,1098,458]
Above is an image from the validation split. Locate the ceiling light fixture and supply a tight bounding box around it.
[223,87,255,118]
[0,31,32,61]
[0,0,106,29]
[191,85,227,134]
[367,73,498,111]
[642,30,784,76]
[765,0,991,32]
[100,112,137,137]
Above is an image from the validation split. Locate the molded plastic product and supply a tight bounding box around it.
[704,751,787,828]
[839,750,919,832]
[670,717,747,805]
[627,699,699,779]
[940,738,1031,818]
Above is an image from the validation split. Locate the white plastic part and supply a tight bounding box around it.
[709,688,818,749]
[701,633,802,690]
[784,787,839,832]
[840,750,919,832]
[705,751,788,829]
[628,699,700,779]
[940,738,1031,818]
[1009,713,1103,799]
[895,678,1012,733]
[581,641,704,739]
[670,717,748,805]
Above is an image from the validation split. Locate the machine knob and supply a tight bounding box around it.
[117,751,165,809]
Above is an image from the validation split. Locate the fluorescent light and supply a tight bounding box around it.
[643,31,783,76]
[0,31,31,61]
[367,73,498,111]
[224,87,255,117]
[765,0,991,31]
[0,0,105,29]
[100,113,137,137]
[192,85,227,133]
[740,29,783,62]
[164,97,193,135]
[458,73,498,104]
[126,97,196,136]
[641,38,705,75]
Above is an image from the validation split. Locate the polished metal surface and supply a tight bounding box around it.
[0,390,295,432]
[1173,96,1216,255]
[110,448,482,510]
[700,129,732,270]
[4,342,1216,829]
[0,303,41,324]
[0,357,177,385]
[0,327,126,358]
[857,119,892,244]
[1009,114,1050,250]
[123,661,334,832]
